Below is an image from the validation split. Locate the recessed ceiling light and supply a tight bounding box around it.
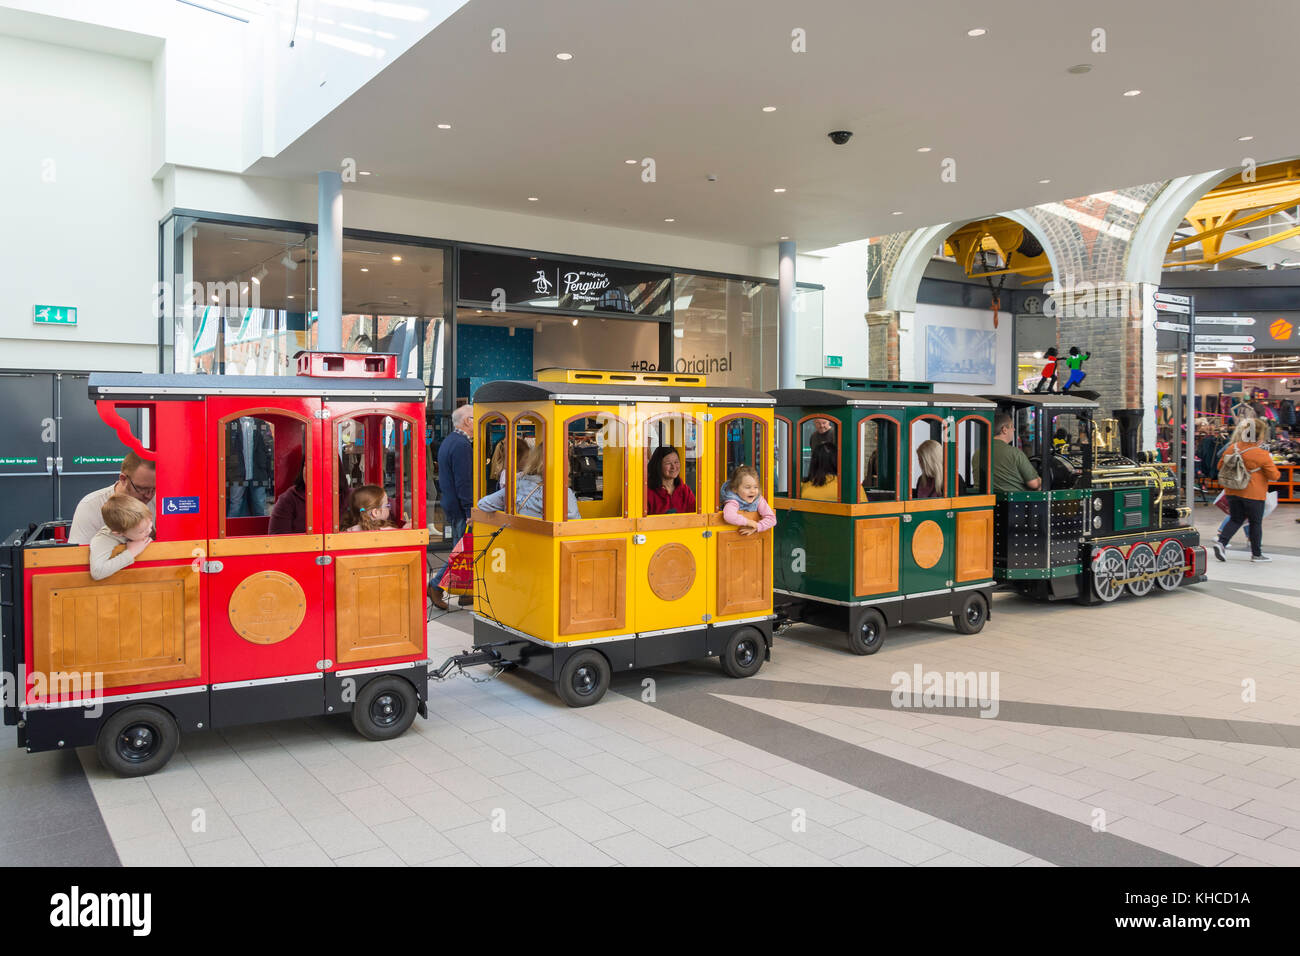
[359,170,371,176]
[624,159,636,164]
[891,211,903,215]
[967,28,986,37]
[1237,135,1254,142]
[1123,89,1142,97]
[664,218,675,222]
[1038,178,1051,184]
[528,197,539,201]
[391,255,402,262]
[436,124,451,130]
[762,106,776,112]
[287,295,295,299]
[360,267,369,272]
[916,146,932,153]
[1067,64,1092,74]
[571,318,579,326]
[476,309,483,313]
[780,236,789,240]
[773,187,786,193]
[556,52,572,61]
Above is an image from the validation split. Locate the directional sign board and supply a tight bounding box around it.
[1195,334,1254,344]
[1154,300,1191,314]
[1197,316,1255,326]
[1154,321,1189,333]
[1154,292,1191,305]
[1195,344,1255,353]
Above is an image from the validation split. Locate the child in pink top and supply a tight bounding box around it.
[720,465,776,535]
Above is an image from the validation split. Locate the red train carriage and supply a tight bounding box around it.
[1,352,433,775]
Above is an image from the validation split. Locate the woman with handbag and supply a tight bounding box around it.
[1213,417,1281,563]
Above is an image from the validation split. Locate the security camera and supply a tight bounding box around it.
[828,130,853,145]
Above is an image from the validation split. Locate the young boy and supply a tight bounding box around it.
[89,494,154,581]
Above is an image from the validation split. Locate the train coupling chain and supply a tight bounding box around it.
[431,645,514,684]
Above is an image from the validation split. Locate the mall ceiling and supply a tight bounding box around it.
[250,0,1300,251]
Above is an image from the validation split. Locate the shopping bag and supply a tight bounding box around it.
[1213,491,1230,515]
[441,531,475,596]
[1264,490,1280,518]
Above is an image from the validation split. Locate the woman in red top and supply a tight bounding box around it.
[646,445,697,514]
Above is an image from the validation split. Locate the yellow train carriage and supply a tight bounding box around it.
[470,370,775,706]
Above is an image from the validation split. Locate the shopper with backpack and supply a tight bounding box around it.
[1213,417,1280,562]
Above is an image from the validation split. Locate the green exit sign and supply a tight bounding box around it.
[35,305,77,326]
[825,355,843,368]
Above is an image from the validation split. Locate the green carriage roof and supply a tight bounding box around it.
[768,388,996,409]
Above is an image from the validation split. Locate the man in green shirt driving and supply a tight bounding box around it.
[973,413,1042,493]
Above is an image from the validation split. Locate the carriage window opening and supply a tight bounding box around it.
[334,415,416,532]
[957,419,989,496]
[480,415,509,497]
[381,416,415,526]
[509,417,547,519]
[858,417,899,502]
[774,418,790,496]
[718,417,766,506]
[800,417,840,502]
[567,414,627,519]
[645,414,700,516]
[910,417,946,499]
[224,415,306,537]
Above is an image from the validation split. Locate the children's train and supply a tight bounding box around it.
[0,361,1205,775]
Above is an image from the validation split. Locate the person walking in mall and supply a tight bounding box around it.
[429,403,474,610]
[68,451,157,545]
[1213,416,1280,563]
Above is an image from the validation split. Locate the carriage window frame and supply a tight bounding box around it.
[642,411,702,517]
[508,411,547,520]
[857,413,901,504]
[478,412,508,499]
[908,414,947,501]
[561,411,629,521]
[796,413,841,502]
[715,413,770,506]
[955,415,990,497]
[217,407,314,539]
[774,416,792,497]
[330,409,420,533]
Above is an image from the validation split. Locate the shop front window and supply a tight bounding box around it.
[673,273,780,390]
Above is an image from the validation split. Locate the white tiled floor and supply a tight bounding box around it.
[38,506,1300,865]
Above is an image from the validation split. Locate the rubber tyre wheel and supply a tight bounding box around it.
[351,676,419,741]
[952,592,988,634]
[95,704,180,778]
[555,650,610,708]
[848,609,887,655]
[719,628,765,679]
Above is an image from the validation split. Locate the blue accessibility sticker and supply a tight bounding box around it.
[161,496,200,515]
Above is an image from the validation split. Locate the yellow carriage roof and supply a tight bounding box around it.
[475,379,775,406]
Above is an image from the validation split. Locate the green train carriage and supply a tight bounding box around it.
[770,380,998,654]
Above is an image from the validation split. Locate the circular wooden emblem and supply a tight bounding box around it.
[229,571,306,645]
[911,520,945,570]
[647,543,696,601]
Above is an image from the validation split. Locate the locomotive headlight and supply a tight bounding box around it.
[1093,515,1102,529]
[1093,497,1103,511]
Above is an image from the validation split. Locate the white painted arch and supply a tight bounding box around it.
[1124,169,1231,286]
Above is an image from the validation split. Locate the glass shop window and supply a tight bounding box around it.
[956,418,989,496]
[480,414,509,496]
[223,414,307,537]
[644,414,700,516]
[774,418,791,496]
[858,416,899,503]
[717,416,767,506]
[334,414,417,531]
[567,414,627,519]
[909,417,946,500]
[799,416,840,501]
[509,416,546,519]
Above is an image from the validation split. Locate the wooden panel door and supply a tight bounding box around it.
[715,528,771,616]
[559,538,626,636]
[955,508,994,582]
[333,550,424,663]
[854,516,900,597]
[30,565,202,694]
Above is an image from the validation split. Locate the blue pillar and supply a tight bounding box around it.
[317,171,343,351]
[778,240,796,388]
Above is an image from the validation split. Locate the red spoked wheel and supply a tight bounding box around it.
[1091,546,1127,603]
[1125,542,1157,597]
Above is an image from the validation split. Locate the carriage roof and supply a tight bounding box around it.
[980,393,1099,411]
[87,372,427,402]
[474,379,775,406]
[769,388,996,410]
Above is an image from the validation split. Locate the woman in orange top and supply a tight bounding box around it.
[1213,417,1280,562]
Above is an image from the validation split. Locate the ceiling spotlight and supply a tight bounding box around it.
[281,254,299,270]
[1123,89,1142,97]
[556,52,573,60]
[1038,178,1051,184]
[1067,64,1092,74]
[773,187,786,193]
[287,294,295,299]
[891,211,903,215]
[359,170,372,176]
[571,318,579,326]
[916,146,932,153]
[360,267,369,272]
[527,197,539,201]
[1237,135,1254,142]
[437,124,451,130]
[625,159,637,164]
[780,236,789,240]
[252,265,268,284]
[391,255,402,262]
[664,218,675,222]
[211,295,218,303]
[762,106,776,112]
[967,28,986,37]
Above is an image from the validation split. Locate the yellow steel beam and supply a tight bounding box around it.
[1164,221,1300,269]
[1167,199,1298,251]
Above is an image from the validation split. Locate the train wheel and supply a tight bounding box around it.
[1125,542,1156,597]
[952,592,988,635]
[1091,547,1126,603]
[848,609,886,655]
[556,650,610,707]
[351,676,418,741]
[1154,540,1185,591]
[720,627,765,679]
[96,705,180,777]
